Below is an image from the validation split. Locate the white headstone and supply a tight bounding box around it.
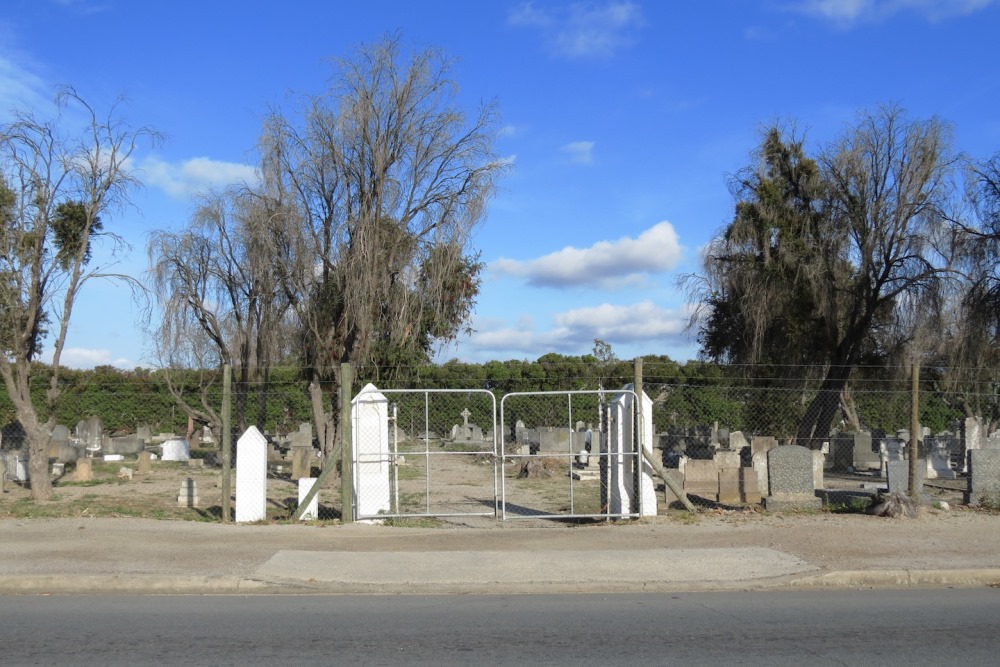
[235,426,268,523]
[352,384,392,519]
[606,385,656,517]
[161,438,190,461]
[298,478,319,520]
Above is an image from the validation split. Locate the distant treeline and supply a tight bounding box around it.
[0,356,990,443]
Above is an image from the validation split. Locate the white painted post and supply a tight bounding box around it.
[235,426,267,523]
[608,387,657,517]
[352,384,392,518]
[297,478,319,520]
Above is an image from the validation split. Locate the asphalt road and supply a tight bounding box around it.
[3,590,1000,665]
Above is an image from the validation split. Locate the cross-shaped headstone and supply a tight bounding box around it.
[460,408,471,426]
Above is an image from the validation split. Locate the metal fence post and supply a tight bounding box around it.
[634,357,643,515]
[909,361,920,498]
[221,363,232,523]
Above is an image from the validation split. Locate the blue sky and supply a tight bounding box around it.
[2,0,998,369]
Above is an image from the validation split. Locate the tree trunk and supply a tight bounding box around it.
[308,370,340,463]
[796,364,853,449]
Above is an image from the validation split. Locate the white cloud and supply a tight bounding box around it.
[492,221,683,288]
[44,347,133,370]
[790,0,996,23]
[561,140,595,165]
[140,156,257,199]
[0,53,51,122]
[508,1,645,59]
[554,301,688,342]
[449,300,692,361]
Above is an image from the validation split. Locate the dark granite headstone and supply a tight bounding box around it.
[764,445,821,510]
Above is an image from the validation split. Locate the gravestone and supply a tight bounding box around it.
[852,431,880,471]
[450,408,484,442]
[137,451,153,475]
[962,417,983,473]
[741,467,762,505]
[713,449,740,469]
[74,458,93,482]
[297,478,319,520]
[926,437,956,479]
[292,447,312,480]
[107,435,144,456]
[605,386,657,516]
[162,438,190,462]
[830,435,853,471]
[718,467,740,504]
[752,450,769,497]
[177,478,199,507]
[352,384,392,519]
[966,449,1000,506]
[728,430,749,452]
[750,436,778,458]
[235,426,267,522]
[763,445,821,510]
[886,459,924,494]
[812,450,824,490]
[0,457,5,492]
[289,422,312,449]
[683,458,718,501]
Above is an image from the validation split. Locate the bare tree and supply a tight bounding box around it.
[259,36,507,460]
[0,88,160,499]
[691,105,956,446]
[148,185,293,437]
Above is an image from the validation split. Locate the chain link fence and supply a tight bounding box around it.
[1,363,995,515]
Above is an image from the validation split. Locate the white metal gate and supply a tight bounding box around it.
[352,388,499,520]
[499,390,646,520]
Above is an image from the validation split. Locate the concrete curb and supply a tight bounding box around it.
[3,569,1000,596]
[786,569,1000,590]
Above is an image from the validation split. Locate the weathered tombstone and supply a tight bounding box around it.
[718,467,741,504]
[137,425,153,443]
[297,478,319,520]
[752,450,769,497]
[605,386,656,516]
[235,426,267,522]
[764,445,821,510]
[728,430,749,452]
[683,458,718,501]
[830,435,854,471]
[740,467,762,505]
[662,469,684,504]
[962,417,983,473]
[137,451,153,475]
[177,478,199,507]
[106,435,145,456]
[713,449,740,469]
[812,450,824,490]
[352,384,392,519]
[74,458,93,482]
[926,437,956,480]
[886,459,923,495]
[291,446,312,481]
[289,422,312,449]
[750,436,778,458]
[852,431,880,471]
[966,449,1000,506]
